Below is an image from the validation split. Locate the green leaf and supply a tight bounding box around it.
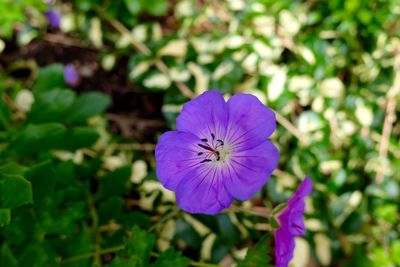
[237,235,273,267]
[272,202,287,216]
[28,88,76,123]
[57,127,100,151]
[99,166,131,199]
[66,92,111,123]
[119,210,151,229]
[107,257,140,267]
[33,64,66,93]
[0,174,33,209]
[270,216,281,229]
[391,241,400,266]
[0,209,11,227]
[151,249,190,267]
[124,0,141,15]
[109,226,155,267]
[8,123,66,155]
[25,161,55,205]
[19,242,58,267]
[174,218,202,249]
[0,98,10,130]
[0,244,18,267]
[57,226,93,267]
[375,204,398,224]
[145,0,168,16]
[0,162,27,176]
[98,196,123,224]
[125,226,155,264]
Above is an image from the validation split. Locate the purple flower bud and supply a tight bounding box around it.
[274,177,313,267]
[64,64,79,87]
[45,9,61,29]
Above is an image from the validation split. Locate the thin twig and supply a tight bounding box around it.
[42,33,101,51]
[376,60,399,184]
[375,98,396,184]
[62,245,125,263]
[228,205,272,219]
[95,7,195,99]
[273,109,307,144]
[112,143,157,151]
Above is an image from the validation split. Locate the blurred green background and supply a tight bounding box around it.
[0,0,399,266]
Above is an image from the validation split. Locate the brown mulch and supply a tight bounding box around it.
[0,34,167,142]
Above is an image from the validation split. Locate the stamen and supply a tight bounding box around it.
[198,143,215,152]
[201,138,208,142]
[211,133,215,140]
[216,139,224,146]
[200,159,212,163]
[197,152,204,156]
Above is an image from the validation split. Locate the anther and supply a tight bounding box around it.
[216,139,224,146]
[200,159,212,163]
[211,133,215,140]
[201,138,208,142]
[197,152,204,156]
[198,144,215,152]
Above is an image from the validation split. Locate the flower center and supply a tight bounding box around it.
[197,133,230,164]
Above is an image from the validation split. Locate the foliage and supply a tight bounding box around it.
[1,0,400,266]
[237,235,273,267]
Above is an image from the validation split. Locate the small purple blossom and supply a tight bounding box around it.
[275,176,313,267]
[45,9,61,29]
[64,64,79,87]
[155,90,279,214]
[64,64,79,86]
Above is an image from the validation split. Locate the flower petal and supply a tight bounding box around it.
[176,165,233,215]
[176,90,228,140]
[155,131,203,191]
[274,177,313,267]
[225,93,276,151]
[287,177,312,236]
[288,203,306,236]
[275,218,295,267]
[288,176,313,207]
[223,141,279,200]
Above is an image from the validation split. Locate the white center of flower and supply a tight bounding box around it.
[196,133,231,165]
[212,146,231,164]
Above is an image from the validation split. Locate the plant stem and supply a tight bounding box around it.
[190,262,220,267]
[273,109,307,144]
[87,194,101,265]
[228,204,272,218]
[63,245,125,263]
[148,207,180,232]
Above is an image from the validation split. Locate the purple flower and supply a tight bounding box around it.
[64,64,79,87]
[45,9,61,29]
[275,177,313,267]
[155,90,279,214]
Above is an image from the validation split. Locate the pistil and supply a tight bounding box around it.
[197,132,227,163]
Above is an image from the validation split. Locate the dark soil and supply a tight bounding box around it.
[0,34,167,142]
